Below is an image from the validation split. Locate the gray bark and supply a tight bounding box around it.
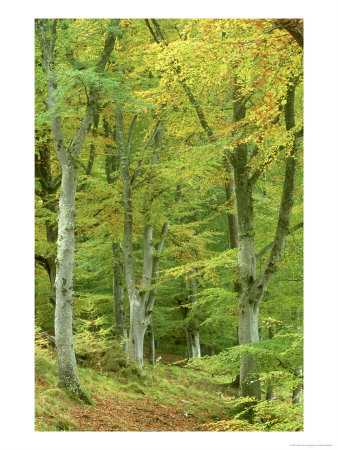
[54,164,81,393]
[292,308,303,404]
[112,241,127,350]
[148,320,156,364]
[115,109,174,369]
[116,104,147,368]
[231,79,301,401]
[292,372,303,404]
[224,155,239,249]
[36,19,118,395]
[35,135,60,306]
[266,326,274,401]
[35,253,57,307]
[185,272,201,358]
[104,124,128,351]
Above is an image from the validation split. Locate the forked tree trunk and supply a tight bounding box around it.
[231,78,301,402]
[116,109,175,369]
[36,18,119,395]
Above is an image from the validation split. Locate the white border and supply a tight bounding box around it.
[2,1,338,449]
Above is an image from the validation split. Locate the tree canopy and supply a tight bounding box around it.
[35,17,304,432]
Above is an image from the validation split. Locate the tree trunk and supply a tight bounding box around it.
[148,320,156,364]
[54,164,82,395]
[127,296,148,368]
[292,373,303,404]
[115,109,173,370]
[35,136,59,307]
[233,135,261,399]
[292,308,303,404]
[232,78,300,402]
[36,18,119,395]
[224,153,238,249]
[185,271,201,359]
[46,256,57,306]
[238,302,261,399]
[266,325,274,401]
[186,326,201,358]
[44,204,58,307]
[112,240,127,351]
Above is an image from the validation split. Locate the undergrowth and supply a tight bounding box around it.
[35,332,303,432]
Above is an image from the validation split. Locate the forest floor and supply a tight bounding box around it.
[35,345,237,432]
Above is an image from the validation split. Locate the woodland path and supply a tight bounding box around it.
[72,394,204,431]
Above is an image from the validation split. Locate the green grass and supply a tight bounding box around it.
[35,343,234,431]
[35,342,303,431]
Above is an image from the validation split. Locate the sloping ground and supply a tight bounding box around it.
[35,345,235,432]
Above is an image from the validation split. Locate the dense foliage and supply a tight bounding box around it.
[35,18,303,431]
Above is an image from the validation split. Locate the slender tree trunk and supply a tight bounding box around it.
[224,153,238,249]
[185,271,201,358]
[35,138,59,307]
[45,208,58,307]
[103,121,128,351]
[186,327,201,358]
[112,240,127,350]
[292,307,303,404]
[54,164,82,395]
[148,320,156,364]
[292,373,303,404]
[46,256,57,306]
[266,326,274,401]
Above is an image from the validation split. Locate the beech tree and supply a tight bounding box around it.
[36,18,119,395]
[103,122,128,349]
[115,107,181,368]
[141,18,303,399]
[34,20,304,426]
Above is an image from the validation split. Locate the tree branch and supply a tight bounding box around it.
[145,19,160,44]
[127,114,138,155]
[68,20,120,160]
[130,120,161,185]
[35,254,50,276]
[255,80,301,302]
[273,19,303,49]
[256,222,303,261]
